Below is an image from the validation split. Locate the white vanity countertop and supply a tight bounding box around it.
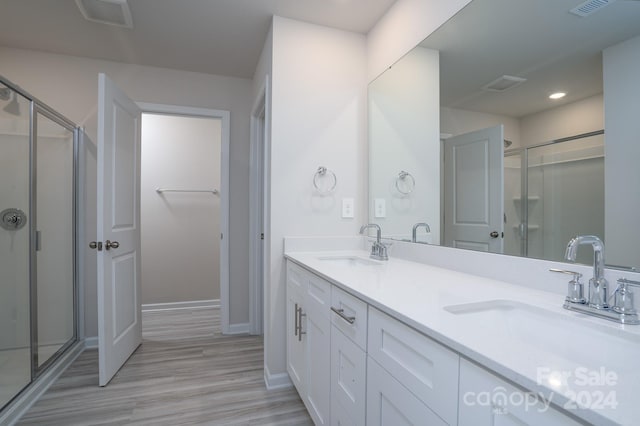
[285,250,640,426]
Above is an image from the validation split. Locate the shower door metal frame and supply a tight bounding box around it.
[29,102,80,378]
[0,75,80,387]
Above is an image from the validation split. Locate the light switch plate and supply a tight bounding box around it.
[374,198,386,218]
[342,198,354,218]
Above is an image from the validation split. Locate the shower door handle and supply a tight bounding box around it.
[105,240,119,250]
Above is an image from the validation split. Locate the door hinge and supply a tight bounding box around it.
[261,233,264,240]
[221,233,223,240]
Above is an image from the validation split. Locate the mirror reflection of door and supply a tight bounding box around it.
[443,125,504,253]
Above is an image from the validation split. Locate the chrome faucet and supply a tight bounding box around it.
[359,223,388,261]
[551,235,639,324]
[412,223,431,243]
[565,235,607,309]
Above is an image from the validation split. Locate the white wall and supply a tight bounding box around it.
[141,114,222,304]
[366,0,472,81]
[519,94,603,148]
[369,47,440,241]
[0,46,253,336]
[440,107,521,147]
[603,35,640,269]
[265,16,367,381]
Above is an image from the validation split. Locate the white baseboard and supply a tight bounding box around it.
[264,365,293,390]
[141,299,220,312]
[84,336,98,349]
[0,341,84,426]
[225,322,251,335]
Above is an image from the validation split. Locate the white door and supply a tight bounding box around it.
[443,125,504,253]
[97,73,142,386]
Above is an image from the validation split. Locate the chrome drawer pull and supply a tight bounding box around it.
[331,307,356,324]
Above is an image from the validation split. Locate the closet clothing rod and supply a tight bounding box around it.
[156,188,219,195]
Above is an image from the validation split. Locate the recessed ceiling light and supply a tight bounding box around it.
[75,0,133,29]
[549,92,566,100]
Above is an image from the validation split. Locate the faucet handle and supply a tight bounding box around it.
[611,278,639,315]
[549,269,585,304]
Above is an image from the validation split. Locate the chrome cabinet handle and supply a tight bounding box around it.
[105,240,120,250]
[297,306,306,342]
[331,307,356,324]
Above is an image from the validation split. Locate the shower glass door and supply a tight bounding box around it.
[35,109,76,369]
[526,133,605,263]
[0,85,32,409]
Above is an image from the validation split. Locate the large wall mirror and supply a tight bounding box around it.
[368,0,640,269]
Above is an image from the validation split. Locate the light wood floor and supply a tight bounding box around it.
[18,308,312,426]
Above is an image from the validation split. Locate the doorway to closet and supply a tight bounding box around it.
[139,105,230,326]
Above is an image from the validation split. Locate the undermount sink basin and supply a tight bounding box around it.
[444,300,640,367]
[316,255,381,267]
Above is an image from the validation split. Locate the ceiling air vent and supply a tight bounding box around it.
[482,75,527,92]
[570,0,616,17]
[75,0,133,29]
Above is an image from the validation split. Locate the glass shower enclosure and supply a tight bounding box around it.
[504,131,605,265]
[0,77,78,411]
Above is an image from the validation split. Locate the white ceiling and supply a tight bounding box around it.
[418,0,640,117]
[0,0,397,79]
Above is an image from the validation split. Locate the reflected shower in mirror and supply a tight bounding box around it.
[368,0,640,270]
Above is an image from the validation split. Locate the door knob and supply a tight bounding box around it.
[89,241,103,251]
[105,240,120,250]
[490,231,499,238]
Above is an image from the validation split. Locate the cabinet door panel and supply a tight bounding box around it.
[458,359,582,426]
[368,307,459,425]
[331,327,366,426]
[367,357,447,426]
[286,280,306,394]
[305,300,331,425]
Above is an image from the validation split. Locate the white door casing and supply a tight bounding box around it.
[136,102,230,332]
[97,73,142,386]
[249,75,269,336]
[443,125,504,253]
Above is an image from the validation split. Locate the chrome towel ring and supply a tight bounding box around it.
[395,170,415,195]
[313,166,337,195]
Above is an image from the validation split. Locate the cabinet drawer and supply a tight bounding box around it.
[306,272,332,320]
[331,326,366,426]
[287,261,306,291]
[331,286,368,350]
[368,307,459,425]
[367,357,447,426]
[458,358,582,426]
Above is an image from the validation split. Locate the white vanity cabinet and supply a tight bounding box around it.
[286,261,331,425]
[367,307,460,425]
[458,359,582,426]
